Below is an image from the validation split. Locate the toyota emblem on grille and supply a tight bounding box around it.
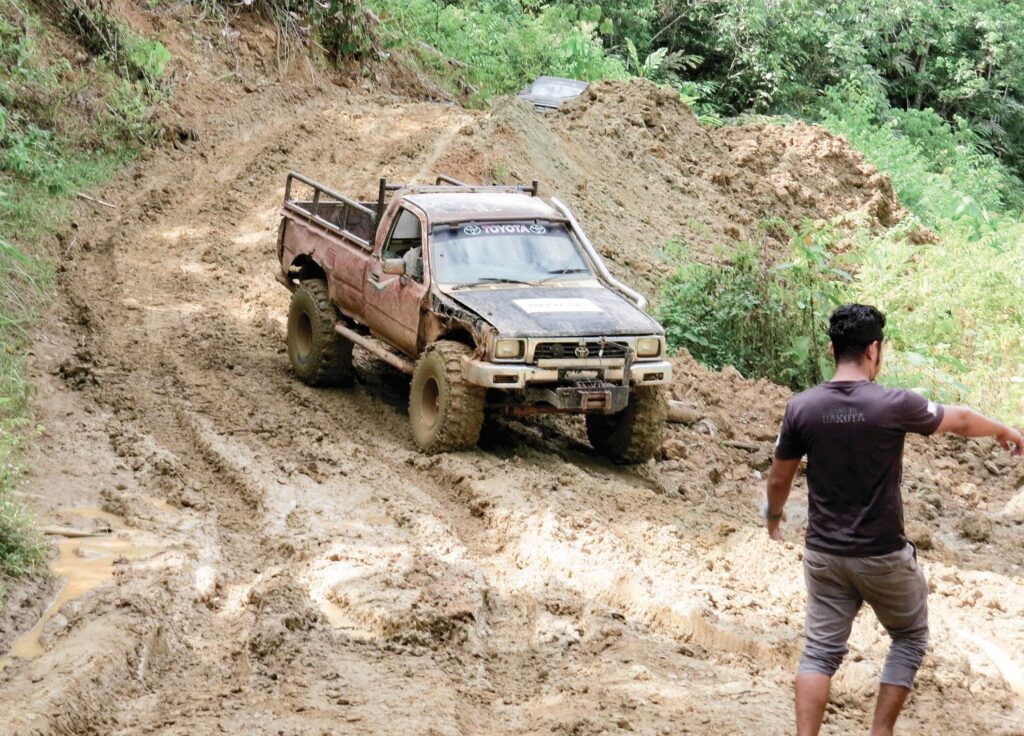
[574,346,590,358]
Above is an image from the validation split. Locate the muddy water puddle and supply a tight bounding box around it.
[0,507,163,669]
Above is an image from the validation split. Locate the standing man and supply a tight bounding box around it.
[765,304,1022,736]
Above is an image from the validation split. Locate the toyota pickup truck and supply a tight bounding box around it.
[275,173,672,462]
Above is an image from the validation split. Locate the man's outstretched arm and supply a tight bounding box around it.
[937,406,1023,455]
[765,457,801,541]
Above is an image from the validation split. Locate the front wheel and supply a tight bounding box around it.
[409,341,485,453]
[586,385,668,464]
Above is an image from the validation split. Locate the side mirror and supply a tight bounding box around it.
[382,258,406,276]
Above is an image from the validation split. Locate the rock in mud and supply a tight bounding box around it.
[905,521,934,551]
[193,565,220,604]
[667,401,701,424]
[957,512,992,543]
[1002,487,1024,522]
[661,438,689,461]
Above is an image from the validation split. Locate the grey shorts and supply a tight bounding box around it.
[799,543,930,688]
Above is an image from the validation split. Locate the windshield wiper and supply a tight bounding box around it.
[535,267,590,283]
[451,277,536,289]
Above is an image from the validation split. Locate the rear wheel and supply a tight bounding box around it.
[409,340,485,453]
[286,279,353,386]
[586,385,667,464]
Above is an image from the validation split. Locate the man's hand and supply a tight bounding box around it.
[997,426,1024,456]
[767,510,787,542]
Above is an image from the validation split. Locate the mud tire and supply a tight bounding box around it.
[586,385,668,464]
[286,279,353,386]
[409,340,485,453]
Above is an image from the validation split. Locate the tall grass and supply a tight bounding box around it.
[0,238,46,589]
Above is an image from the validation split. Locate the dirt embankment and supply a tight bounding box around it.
[435,80,903,298]
[1,10,1022,736]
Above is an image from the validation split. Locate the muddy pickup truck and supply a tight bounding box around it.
[275,173,672,462]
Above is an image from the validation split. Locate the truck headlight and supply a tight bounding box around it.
[635,337,662,358]
[494,338,525,360]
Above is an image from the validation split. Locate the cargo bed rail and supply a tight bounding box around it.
[283,171,377,250]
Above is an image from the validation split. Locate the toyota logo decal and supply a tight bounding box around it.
[529,224,547,234]
[574,346,590,358]
[463,224,481,235]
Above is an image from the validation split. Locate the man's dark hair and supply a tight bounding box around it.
[829,304,886,363]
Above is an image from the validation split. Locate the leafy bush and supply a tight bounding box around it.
[603,0,1024,179]
[815,86,1024,420]
[660,223,849,390]
[369,0,626,100]
[819,83,1024,226]
[59,0,171,85]
[849,222,1024,418]
[316,0,379,62]
[0,238,45,589]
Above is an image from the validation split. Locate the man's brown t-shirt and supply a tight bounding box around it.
[775,380,944,557]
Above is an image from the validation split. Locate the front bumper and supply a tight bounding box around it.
[462,358,673,389]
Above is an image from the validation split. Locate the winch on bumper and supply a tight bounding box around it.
[461,357,673,414]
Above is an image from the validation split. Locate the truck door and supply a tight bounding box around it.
[363,206,429,356]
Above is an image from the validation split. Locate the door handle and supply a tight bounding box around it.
[369,271,380,283]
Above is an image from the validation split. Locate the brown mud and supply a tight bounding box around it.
[436,80,903,299]
[1,11,1022,736]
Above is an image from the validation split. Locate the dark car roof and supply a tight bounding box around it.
[402,191,563,224]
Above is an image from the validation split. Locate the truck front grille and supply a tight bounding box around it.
[532,340,629,361]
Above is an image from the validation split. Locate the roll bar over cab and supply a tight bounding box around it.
[276,173,672,463]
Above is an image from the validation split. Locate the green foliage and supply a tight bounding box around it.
[820,87,1024,420]
[316,0,378,61]
[59,0,171,85]
[0,237,46,588]
[660,223,849,390]
[369,0,627,99]
[0,0,162,590]
[849,222,1024,418]
[614,0,1024,179]
[819,82,1024,225]
[625,38,701,88]
[0,209,48,589]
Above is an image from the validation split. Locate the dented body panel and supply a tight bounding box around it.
[445,284,661,338]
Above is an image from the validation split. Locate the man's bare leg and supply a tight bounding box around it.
[869,684,910,736]
[796,672,832,736]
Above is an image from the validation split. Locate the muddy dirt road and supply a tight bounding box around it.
[2,58,1023,736]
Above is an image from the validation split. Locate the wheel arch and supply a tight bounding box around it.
[288,254,328,282]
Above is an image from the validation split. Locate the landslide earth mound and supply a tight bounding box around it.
[434,79,903,297]
[1,15,1022,736]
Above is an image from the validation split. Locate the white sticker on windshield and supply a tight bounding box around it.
[514,298,602,314]
[463,223,546,236]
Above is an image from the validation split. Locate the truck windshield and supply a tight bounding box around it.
[431,222,593,287]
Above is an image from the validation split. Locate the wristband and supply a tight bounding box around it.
[761,501,783,522]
